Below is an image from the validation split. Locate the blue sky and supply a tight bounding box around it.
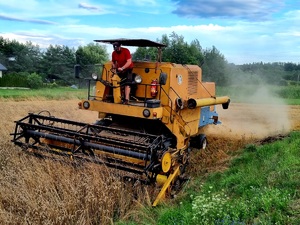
[0,0,299,64]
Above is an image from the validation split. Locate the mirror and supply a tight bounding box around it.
[159,72,167,85]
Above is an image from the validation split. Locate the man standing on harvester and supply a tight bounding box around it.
[111,42,134,105]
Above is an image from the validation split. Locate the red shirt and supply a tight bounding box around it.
[112,47,134,69]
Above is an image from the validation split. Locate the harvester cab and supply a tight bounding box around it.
[12,38,230,206]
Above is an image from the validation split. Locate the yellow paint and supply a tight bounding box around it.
[189,96,230,108]
[152,165,181,206]
[156,174,168,186]
[81,100,164,119]
[161,152,172,173]
[111,75,122,104]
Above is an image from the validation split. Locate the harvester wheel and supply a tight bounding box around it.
[200,135,207,149]
[190,134,207,150]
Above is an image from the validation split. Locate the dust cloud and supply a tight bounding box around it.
[207,85,291,140]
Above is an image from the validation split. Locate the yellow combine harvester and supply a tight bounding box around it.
[12,39,230,206]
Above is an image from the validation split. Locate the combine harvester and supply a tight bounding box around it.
[12,39,230,206]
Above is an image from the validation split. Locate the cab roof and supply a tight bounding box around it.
[94,38,166,48]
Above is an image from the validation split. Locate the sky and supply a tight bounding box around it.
[0,0,299,64]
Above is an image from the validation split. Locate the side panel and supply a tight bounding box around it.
[177,108,201,136]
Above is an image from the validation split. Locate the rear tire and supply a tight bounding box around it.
[190,134,207,150]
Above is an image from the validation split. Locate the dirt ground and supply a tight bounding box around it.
[206,102,300,140]
[1,100,300,141]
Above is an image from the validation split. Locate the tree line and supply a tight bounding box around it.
[0,37,109,88]
[0,33,299,88]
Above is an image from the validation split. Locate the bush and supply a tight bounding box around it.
[276,85,300,98]
[26,72,43,89]
[0,72,29,87]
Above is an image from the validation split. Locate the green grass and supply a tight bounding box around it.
[117,132,300,225]
[0,87,87,100]
[283,98,300,105]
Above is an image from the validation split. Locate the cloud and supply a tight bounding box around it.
[0,32,84,49]
[171,0,284,20]
[78,3,101,11]
[0,14,57,25]
[1,1,298,64]
[4,18,297,64]
[0,2,112,19]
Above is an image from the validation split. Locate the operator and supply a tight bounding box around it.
[111,42,134,104]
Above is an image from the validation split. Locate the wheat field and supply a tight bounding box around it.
[1,99,299,224]
[0,100,157,225]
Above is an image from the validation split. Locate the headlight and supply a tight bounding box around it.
[83,101,90,109]
[92,73,98,80]
[134,75,142,83]
[143,109,150,117]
